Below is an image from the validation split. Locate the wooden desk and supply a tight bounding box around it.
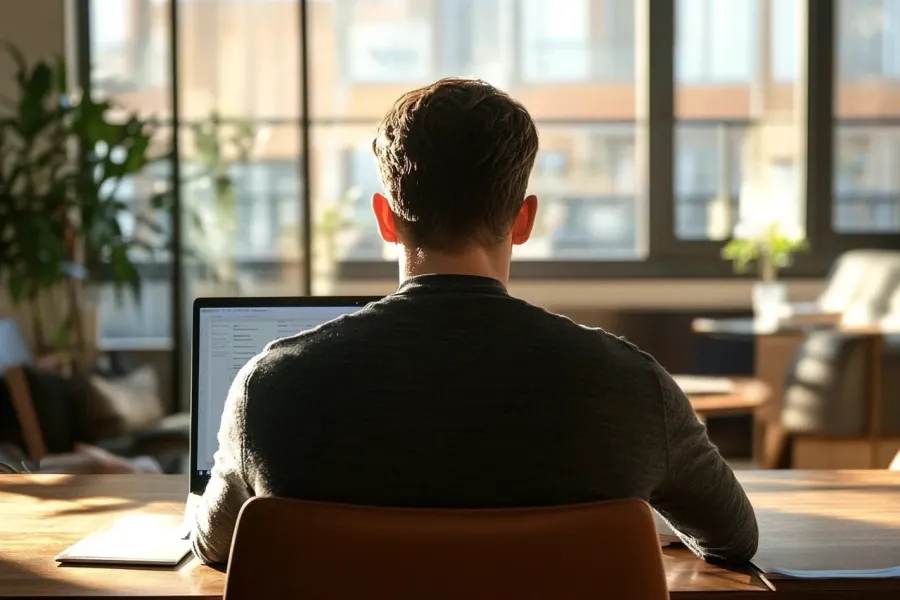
[1,472,899,599]
[747,470,900,599]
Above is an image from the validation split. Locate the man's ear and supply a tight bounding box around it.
[372,192,399,243]
[511,195,538,246]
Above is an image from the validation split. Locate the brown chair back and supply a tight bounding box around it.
[224,497,669,600]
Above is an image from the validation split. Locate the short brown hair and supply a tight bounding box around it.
[373,78,539,251]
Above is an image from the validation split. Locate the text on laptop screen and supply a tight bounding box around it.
[196,305,362,472]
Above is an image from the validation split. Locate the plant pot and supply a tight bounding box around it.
[752,281,786,333]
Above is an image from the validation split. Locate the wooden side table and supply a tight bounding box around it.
[676,376,771,466]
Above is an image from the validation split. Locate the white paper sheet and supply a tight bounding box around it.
[766,566,900,579]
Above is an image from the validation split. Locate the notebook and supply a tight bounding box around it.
[55,514,192,567]
[672,375,736,396]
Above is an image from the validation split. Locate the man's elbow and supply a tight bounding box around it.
[191,532,230,566]
[703,519,760,566]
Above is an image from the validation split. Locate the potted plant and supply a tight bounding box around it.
[722,221,808,330]
[185,110,255,292]
[0,44,169,362]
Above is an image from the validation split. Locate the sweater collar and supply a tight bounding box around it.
[396,274,509,297]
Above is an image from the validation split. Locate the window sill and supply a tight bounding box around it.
[98,337,174,353]
[96,278,824,349]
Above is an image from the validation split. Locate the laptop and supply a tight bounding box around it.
[56,296,378,567]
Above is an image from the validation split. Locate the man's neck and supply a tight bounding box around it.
[398,245,511,286]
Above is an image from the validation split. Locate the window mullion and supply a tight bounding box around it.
[640,0,676,258]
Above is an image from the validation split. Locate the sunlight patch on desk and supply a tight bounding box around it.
[752,492,900,529]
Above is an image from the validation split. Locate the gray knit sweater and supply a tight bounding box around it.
[190,274,758,565]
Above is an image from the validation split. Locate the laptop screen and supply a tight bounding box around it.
[194,304,367,476]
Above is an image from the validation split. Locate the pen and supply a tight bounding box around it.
[750,562,777,592]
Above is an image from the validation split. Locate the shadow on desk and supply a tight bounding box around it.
[0,473,176,503]
[0,475,145,517]
[0,557,106,597]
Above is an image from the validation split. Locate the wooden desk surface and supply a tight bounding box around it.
[1,471,898,599]
[743,470,900,597]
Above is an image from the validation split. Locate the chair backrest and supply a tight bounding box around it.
[0,319,32,375]
[819,250,900,325]
[0,319,46,460]
[224,497,669,600]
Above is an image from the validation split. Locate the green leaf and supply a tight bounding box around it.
[52,55,67,96]
[109,244,141,294]
[8,273,25,303]
[19,62,54,134]
[135,213,166,235]
[150,190,172,210]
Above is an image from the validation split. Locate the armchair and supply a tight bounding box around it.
[745,250,900,469]
[776,252,900,468]
[0,318,189,474]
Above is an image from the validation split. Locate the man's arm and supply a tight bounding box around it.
[649,367,759,564]
[189,359,257,565]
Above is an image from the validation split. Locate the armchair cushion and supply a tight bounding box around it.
[780,331,869,436]
[77,365,165,442]
[781,332,900,437]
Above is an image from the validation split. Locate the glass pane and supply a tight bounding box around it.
[834,0,900,233]
[673,124,744,240]
[309,124,389,263]
[178,0,299,120]
[310,0,642,269]
[89,0,171,118]
[182,122,304,297]
[527,124,640,259]
[177,0,305,404]
[675,0,807,242]
[96,127,174,345]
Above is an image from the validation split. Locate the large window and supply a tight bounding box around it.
[309,0,642,277]
[834,0,900,233]
[674,0,807,241]
[82,0,900,407]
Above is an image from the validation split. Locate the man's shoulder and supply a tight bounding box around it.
[262,302,380,353]
[525,303,660,367]
[246,295,663,385]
